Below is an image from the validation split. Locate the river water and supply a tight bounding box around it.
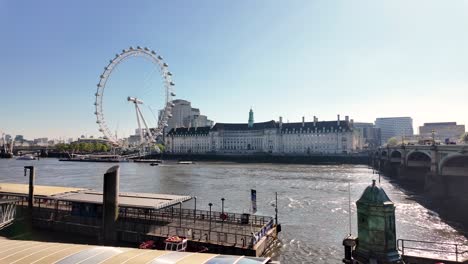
[0,158,466,263]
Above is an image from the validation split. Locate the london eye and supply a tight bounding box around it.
[94,46,176,148]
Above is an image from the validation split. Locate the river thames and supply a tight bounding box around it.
[0,158,466,263]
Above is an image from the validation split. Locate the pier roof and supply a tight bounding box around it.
[56,190,192,210]
[0,238,272,264]
[0,183,84,197]
[0,183,192,210]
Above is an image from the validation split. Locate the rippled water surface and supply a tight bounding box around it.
[0,159,466,263]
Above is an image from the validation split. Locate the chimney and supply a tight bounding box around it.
[302,116,305,127]
[337,114,340,126]
[279,116,283,129]
[345,116,349,122]
[313,116,316,126]
[350,119,354,127]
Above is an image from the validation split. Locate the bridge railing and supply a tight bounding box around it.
[398,239,468,262]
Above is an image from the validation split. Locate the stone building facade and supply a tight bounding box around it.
[165,110,363,155]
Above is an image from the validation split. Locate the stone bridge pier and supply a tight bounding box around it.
[372,145,468,200]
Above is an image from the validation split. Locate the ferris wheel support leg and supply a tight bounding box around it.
[134,104,144,144]
[136,106,155,143]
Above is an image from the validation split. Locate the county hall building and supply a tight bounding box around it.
[165,109,363,155]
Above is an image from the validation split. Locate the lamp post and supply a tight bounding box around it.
[208,203,213,241]
[432,129,436,146]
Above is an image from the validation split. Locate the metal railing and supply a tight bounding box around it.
[398,239,468,262]
[7,195,275,249]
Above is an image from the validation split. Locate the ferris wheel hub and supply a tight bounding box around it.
[127,96,144,104]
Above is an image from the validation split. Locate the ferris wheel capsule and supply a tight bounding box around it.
[129,46,134,50]
[158,55,163,60]
[137,46,142,49]
[170,82,175,86]
[167,72,172,76]
[171,92,176,96]
[151,50,156,55]
[144,47,149,51]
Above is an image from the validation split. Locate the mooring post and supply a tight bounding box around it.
[102,165,120,246]
[24,166,35,220]
[208,202,213,241]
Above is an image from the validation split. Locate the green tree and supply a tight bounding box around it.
[387,137,399,147]
[461,132,468,144]
[154,143,165,153]
[101,144,109,152]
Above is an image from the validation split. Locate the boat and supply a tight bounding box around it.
[16,154,36,160]
[59,154,129,163]
[133,159,163,163]
[149,163,159,166]
[177,161,194,165]
[139,236,208,253]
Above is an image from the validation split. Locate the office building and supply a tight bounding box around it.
[375,117,413,145]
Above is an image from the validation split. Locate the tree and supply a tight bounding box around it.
[461,132,468,144]
[387,137,399,147]
[154,143,165,153]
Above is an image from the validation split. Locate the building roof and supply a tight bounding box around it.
[167,126,211,135]
[422,122,458,126]
[0,239,271,264]
[281,121,352,132]
[212,120,277,131]
[167,120,355,134]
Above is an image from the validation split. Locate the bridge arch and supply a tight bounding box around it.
[406,150,431,168]
[381,150,388,158]
[390,150,402,158]
[439,154,468,176]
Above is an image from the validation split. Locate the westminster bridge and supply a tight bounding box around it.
[372,144,468,199]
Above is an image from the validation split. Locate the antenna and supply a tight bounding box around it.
[348,182,352,236]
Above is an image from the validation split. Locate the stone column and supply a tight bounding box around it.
[102,165,120,245]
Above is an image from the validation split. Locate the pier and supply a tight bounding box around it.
[0,183,277,257]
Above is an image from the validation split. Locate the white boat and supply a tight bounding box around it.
[177,161,194,165]
[16,154,36,160]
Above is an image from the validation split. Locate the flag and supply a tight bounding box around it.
[251,189,257,214]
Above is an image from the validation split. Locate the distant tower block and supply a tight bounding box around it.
[248,108,254,128]
[354,180,402,263]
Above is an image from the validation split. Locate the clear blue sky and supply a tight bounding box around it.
[1,0,467,139]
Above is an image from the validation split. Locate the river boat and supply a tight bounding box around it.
[177,160,194,165]
[16,154,36,160]
[133,159,163,163]
[139,236,208,253]
[149,163,159,166]
[59,154,129,163]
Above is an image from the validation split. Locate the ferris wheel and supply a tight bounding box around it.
[94,46,176,146]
